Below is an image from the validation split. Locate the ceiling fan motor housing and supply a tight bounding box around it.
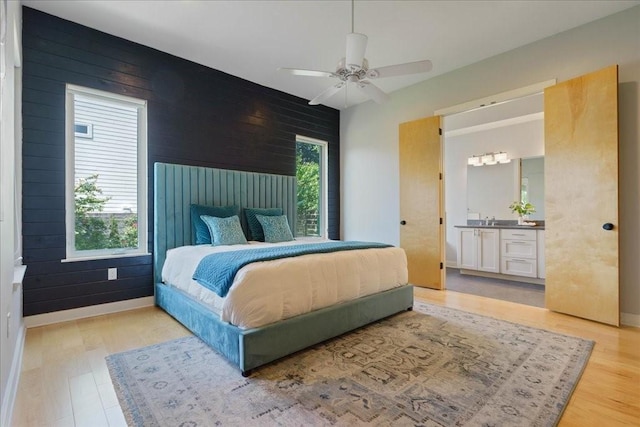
[345,32,368,70]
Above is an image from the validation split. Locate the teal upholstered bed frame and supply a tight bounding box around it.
[154,162,298,284]
[153,162,414,376]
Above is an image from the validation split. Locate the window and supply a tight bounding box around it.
[295,136,327,237]
[64,85,148,261]
[74,122,93,138]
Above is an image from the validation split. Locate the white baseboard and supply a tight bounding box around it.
[446,261,458,269]
[1,323,25,427]
[621,312,640,328]
[24,296,155,328]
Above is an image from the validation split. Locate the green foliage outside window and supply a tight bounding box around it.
[74,174,138,250]
[296,143,321,236]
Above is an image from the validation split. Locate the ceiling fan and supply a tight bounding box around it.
[278,0,433,106]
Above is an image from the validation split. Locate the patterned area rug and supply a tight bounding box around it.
[106,303,593,426]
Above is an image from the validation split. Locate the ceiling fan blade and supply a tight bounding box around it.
[357,81,390,104]
[366,60,433,79]
[309,82,346,105]
[278,67,336,78]
[346,33,367,69]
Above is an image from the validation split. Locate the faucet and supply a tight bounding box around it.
[491,216,495,226]
[484,216,489,226]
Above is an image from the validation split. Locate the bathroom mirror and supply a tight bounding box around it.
[520,156,545,220]
[466,157,544,221]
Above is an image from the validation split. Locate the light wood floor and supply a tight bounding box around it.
[11,289,640,426]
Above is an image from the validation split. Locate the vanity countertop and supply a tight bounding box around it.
[455,224,545,230]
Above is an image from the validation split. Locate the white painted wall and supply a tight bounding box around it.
[341,6,640,319]
[0,2,25,425]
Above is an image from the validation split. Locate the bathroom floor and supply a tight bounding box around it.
[445,268,545,308]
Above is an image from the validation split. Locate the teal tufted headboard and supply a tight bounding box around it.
[153,162,297,283]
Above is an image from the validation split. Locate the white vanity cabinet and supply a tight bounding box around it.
[457,227,500,273]
[456,225,545,283]
[500,229,537,278]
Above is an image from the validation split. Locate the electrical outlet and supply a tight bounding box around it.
[108,268,117,280]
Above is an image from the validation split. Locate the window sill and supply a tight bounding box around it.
[61,252,151,263]
[13,265,27,292]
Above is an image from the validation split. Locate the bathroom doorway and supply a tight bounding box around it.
[441,93,546,308]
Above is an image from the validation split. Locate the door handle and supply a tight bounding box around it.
[602,223,614,231]
[400,220,407,225]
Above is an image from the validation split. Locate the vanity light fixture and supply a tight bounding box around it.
[467,151,510,166]
[494,151,510,164]
[481,153,497,165]
[467,156,482,167]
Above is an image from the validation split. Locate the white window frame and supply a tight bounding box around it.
[296,135,328,238]
[63,84,148,262]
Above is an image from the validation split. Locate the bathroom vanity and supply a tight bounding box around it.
[455,224,545,285]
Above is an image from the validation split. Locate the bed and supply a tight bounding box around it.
[154,162,413,376]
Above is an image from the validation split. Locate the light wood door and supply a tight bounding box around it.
[544,65,619,326]
[399,116,444,289]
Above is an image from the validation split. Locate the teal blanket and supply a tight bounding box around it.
[192,241,392,297]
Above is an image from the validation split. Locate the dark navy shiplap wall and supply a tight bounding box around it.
[21,7,340,316]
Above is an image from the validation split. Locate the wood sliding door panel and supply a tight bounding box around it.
[544,65,619,326]
[399,116,443,289]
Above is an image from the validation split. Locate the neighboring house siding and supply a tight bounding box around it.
[21,7,340,316]
[75,97,139,213]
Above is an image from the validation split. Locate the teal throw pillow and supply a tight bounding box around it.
[244,207,282,241]
[200,215,248,246]
[191,204,239,244]
[255,214,294,243]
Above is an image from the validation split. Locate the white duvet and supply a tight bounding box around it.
[161,238,408,329]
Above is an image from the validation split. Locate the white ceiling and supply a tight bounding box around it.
[21,0,640,110]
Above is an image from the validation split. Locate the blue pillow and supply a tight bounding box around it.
[200,215,247,246]
[190,204,239,244]
[244,207,282,241]
[255,214,294,243]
